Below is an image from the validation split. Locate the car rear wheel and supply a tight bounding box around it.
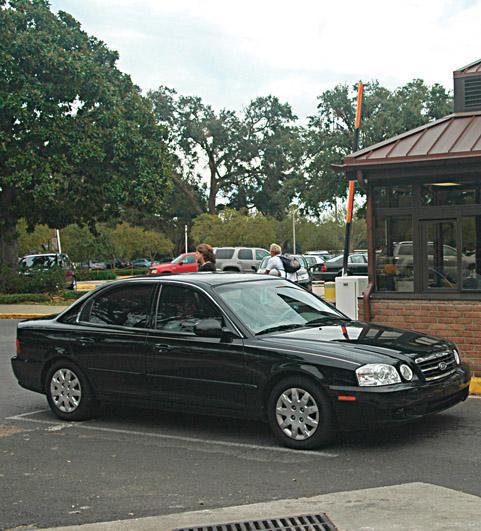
[45,361,98,421]
[267,377,334,449]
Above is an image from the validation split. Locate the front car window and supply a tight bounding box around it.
[216,280,345,335]
[81,284,156,328]
[172,254,185,264]
[20,255,57,269]
[256,249,269,260]
[155,284,222,333]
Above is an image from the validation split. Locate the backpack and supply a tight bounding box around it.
[279,255,301,273]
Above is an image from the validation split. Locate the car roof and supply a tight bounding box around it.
[121,272,280,287]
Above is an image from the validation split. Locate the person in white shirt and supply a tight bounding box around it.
[265,243,297,282]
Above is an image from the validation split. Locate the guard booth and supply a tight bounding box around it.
[341,59,481,376]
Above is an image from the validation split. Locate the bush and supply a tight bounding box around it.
[76,270,117,281]
[0,293,51,304]
[0,265,65,294]
[116,268,149,276]
[62,290,85,300]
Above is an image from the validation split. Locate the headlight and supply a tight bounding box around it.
[453,349,460,365]
[356,364,401,387]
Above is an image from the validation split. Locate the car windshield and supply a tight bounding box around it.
[171,255,185,264]
[20,255,56,269]
[215,279,347,335]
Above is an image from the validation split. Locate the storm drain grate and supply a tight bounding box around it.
[173,512,338,531]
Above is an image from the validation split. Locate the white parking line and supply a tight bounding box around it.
[5,410,338,458]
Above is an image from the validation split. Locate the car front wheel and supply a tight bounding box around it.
[267,377,334,449]
[45,361,98,421]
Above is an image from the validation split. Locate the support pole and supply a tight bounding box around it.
[184,224,188,254]
[56,229,62,254]
[342,81,363,276]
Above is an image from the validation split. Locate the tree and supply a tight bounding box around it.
[223,96,302,219]
[149,86,239,214]
[191,209,277,248]
[301,80,453,214]
[0,0,172,268]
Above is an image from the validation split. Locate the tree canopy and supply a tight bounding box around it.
[0,0,172,267]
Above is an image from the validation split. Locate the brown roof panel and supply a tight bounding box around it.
[388,131,424,158]
[343,112,481,169]
[455,59,481,75]
[429,116,473,154]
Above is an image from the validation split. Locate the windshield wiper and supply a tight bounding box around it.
[256,323,305,335]
[305,316,349,327]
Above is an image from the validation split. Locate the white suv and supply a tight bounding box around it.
[214,247,269,272]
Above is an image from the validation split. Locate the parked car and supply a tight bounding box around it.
[305,250,335,261]
[131,258,151,269]
[214,247,269,272]
[79,260,107,270]
[105,258,131,269]
[310,253,368,281]
[18,253,77,289]
[148,252,197,275]
[303,254,325,269]
[11,274,470,449]
[257,254,312,291]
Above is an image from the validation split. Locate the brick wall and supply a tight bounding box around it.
[358,298,481,376]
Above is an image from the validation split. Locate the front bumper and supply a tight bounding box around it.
[328,364,471,430]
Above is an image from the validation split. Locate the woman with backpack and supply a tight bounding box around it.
[264,243,299,282]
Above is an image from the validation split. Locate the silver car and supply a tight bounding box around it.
[214,247,269,272]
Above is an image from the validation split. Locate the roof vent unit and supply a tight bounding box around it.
[454,59,481,113]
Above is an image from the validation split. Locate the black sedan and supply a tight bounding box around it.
[11,274,470,449]
[310,253,368,281]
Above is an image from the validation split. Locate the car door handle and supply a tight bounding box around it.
[78,336,95,344]
[153,343,173,352]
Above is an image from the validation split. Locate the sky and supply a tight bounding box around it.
[49,0,481,118]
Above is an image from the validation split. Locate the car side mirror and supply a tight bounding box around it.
[194,318,223,338]
[178,260,184,265]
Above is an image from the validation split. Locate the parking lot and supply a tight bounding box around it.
[2,319,481,529]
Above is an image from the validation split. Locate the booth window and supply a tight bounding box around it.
[422,183,481,206]
[375,216,414,292]
[374,185,413,208]
[461,216,481,290]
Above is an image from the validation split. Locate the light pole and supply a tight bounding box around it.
[292,209,297,254]
[184,224,188,253]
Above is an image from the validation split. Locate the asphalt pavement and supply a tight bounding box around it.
[2,319,481,530]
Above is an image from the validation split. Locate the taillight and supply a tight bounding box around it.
[16,338,21,354]
[321,264,327,271]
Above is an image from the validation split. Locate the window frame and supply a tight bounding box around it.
[77,281,159,331]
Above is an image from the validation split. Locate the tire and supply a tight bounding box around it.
[267,376,334,450]
[45,360,98,421]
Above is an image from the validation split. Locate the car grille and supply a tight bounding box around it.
[415,350,456,382]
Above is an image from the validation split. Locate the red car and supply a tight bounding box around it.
[148,252,198,275]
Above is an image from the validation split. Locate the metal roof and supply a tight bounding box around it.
[455,59,481,76]
[343,111,481,169]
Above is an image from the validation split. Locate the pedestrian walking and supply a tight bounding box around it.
[264,243,298,281]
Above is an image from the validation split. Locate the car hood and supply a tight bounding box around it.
[258,321,452,366]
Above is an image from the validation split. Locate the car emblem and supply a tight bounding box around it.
[438,362,448,371]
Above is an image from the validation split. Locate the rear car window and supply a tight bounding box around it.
[81,284,156,328]
[238,249,253,260]
[215,248,235,259]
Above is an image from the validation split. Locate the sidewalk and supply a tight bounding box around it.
[0,304,68,319]
[44,482,481,530]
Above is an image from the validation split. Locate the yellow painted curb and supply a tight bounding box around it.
[76,284,96,290]
[0,313,56,319]
[470,377,481,396]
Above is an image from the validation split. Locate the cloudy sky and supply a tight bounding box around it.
[50,0,481,118]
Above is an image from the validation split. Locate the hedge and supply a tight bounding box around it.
[0,293,51,304]
[0,266,65,294]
